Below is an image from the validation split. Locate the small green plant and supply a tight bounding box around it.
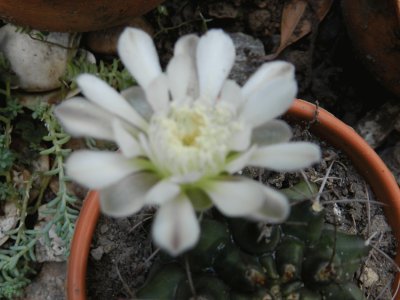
[137,181,370,300]
[0,43,142,297]
[61,53,135,92]
[34,103,79,249]
[0,90,79,299]
[0,83,22,203]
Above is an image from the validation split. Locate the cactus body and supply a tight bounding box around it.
[137,181,370,299]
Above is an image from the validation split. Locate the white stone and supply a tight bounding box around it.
[360,267,379,288]
[0,24,80,92]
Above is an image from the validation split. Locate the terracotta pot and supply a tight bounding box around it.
[341,0,400,97]
[0,0,164,32]
[67,99,400,299]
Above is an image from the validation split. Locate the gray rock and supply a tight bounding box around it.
[229,32,266,85]
[20,262,66,300]
[355,102,400,149]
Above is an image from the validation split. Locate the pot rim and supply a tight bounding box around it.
[67,99,400,300]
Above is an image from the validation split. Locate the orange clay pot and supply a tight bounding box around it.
[342,0,400,97]
[67,99,400,299]
[0,0,164,32]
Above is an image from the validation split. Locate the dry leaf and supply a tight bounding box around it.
[266,0,334,59]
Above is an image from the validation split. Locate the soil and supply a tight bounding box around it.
[86,0,399,299]
[87,209,155,299]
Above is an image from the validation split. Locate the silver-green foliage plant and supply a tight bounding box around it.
[0,76,78,298]
[0,99,79,299]
[61,52,135,92]
[137,181,370,300]
[0,47,136,298]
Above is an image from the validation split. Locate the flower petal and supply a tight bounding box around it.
[138,133,157,164]
[145,74,170,113]
[118,28,162,89]
[77,74,148,131]
[100,172,158,217]
[152,195,200,256]
[229,124,252,152]
[54,97,116,140]
[219,79,245,111]
[66,151,141,189]
[240,76,297,128]
[247,186,289,223]
[112,119,142,158]
[145,179,181,205]
[203,177,266,216]
[121,86,153,120]
[173,34,200,100]
[167,54,198,103]
[224,146,257,174]
[196,30,235,101]
[242,61,295,99]
[174,34,199,57]
[251,120,293,146]
[249,142,321,171]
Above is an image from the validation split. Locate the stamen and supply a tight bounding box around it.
[148,102,241,177]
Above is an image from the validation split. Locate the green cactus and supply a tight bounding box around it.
[136,181,370,300]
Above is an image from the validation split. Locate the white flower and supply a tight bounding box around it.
[55,28,321,256]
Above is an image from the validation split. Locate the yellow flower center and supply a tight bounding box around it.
[175,110,205,146]
[148,102,240,177]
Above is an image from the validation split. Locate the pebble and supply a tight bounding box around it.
[97,236,115,254]
[0,202,19,246]
[91,246,105,261]
[360,267,379,288]
[100,224,109,234]
[103,243,115,254]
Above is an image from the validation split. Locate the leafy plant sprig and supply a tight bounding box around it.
[33,103,79,251]
[0,86,33,298]
[0,101,78,298]
[61,53,135,92]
